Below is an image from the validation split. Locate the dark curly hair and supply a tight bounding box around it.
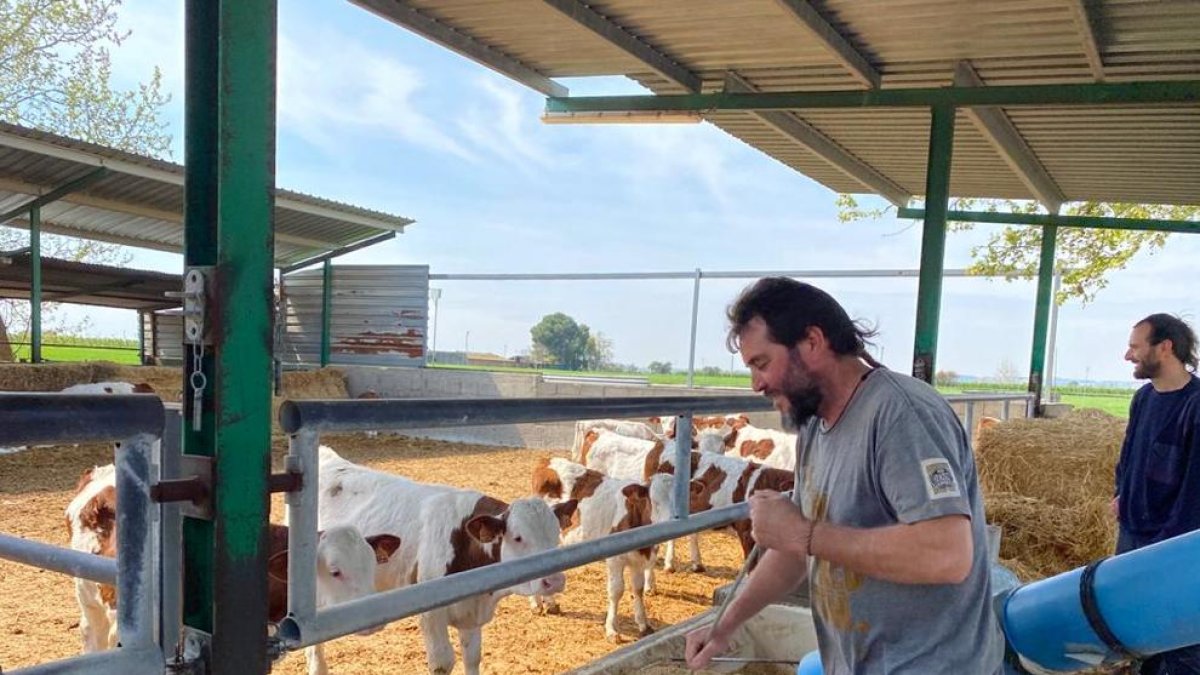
[726,277,881,367]
[1137,313,1198,372]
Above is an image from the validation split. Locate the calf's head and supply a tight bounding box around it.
[465,497,577,597]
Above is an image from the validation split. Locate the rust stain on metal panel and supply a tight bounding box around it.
[334,329,424,358]
[397,309,424,320]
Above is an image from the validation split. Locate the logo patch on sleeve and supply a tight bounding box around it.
[920,458,961,500]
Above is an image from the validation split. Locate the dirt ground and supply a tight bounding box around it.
[0,434,746,674]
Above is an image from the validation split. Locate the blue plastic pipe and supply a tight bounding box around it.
[1004,529,1200,671]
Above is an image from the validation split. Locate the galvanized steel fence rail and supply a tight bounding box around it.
[274,395,773,649]
[0,394,164,675]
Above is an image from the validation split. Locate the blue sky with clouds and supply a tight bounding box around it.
[71,0,1198,385]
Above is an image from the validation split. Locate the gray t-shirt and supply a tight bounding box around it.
[795,368,1003,674]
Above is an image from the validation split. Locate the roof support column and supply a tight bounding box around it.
[1028,225,1058,416]
[912,104,956,384]
[182,2,277,674]
[320,258,332,367]
[29,205,42,363]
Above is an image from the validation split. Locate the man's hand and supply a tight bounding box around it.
[1110,496,1119,518]
[684,624,731,670]
[749,490,812,558]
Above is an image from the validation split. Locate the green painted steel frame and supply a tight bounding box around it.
[182,1,277,673]
[912,105,955,384]
[1029,226,1058,415]
[29,205,41,363]
[545,80,1200,113]
[898,208,1200,234]
[320,259,332,367]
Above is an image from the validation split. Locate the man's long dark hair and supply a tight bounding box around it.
[1138,313,1199,372]
[726,277,883,368]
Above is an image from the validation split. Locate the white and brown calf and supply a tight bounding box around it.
[645,448,795,570]
[530,458,706,641]
[60,381,156,395]
[570,419,663,462]
[317,446,576,675]
[66,464,399,675]
[723,417,799,471]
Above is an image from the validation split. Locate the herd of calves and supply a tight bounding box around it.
[63,394,796,675]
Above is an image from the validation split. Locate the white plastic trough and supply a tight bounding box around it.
[565,602,818,675]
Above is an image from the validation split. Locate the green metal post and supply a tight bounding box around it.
[1028,225,1058,416]
[320,258,332,366]
[182,4,276,674]
[29,205,41,363]
[212,1,276,672]
[912,104,956,384]
[182,0,218,637]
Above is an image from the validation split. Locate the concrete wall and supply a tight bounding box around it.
[341,366,779,449]
[340,366,1033,449]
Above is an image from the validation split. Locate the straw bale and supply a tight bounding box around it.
[986,492,1116,579]
[975,410,1125,507]
[280,367,348,399]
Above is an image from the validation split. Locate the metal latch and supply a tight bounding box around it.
[164,267,213,346]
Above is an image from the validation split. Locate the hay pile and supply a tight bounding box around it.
[975,409,1126,580]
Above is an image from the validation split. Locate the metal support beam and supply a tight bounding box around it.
[29,205,41,363]
[1028,225,1057,416]
[182,3,275,674]
[351,0,567,97]
[544,80,1200,113]
[724,72,909,206]
[542,0,702,93]
[182,0,218,638]
[1069,0,1105,81]
[771,0,880,88]
[211,1,276,672]
[279,230,396,275]
[954,62,1065,213]
[0,168,109,226]
[912,105,956,384]
[897,208,1200,235]
[320,259,333,367]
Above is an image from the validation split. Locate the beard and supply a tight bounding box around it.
[777,351,823,431]
[784,385,822,430]
[1134,355,1161,380]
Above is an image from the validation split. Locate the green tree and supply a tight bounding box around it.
[837,195,1197,304]
[1,0,171,355]
[934,370,958,387]
[647,360,673,375]
[530,313,591,371]
[584,331,614,371]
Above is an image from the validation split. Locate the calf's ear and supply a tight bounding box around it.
[466,515,506,543]
[367,534,402,563]
[552,499,578,529]
[267,550,289,584]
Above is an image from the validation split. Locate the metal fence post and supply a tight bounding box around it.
[286,430,320,629]
[115,433,157,650]
[686,268,702,388]
[672,414,693,520]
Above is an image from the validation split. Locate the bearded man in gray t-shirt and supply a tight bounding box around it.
[685,277,1004,675]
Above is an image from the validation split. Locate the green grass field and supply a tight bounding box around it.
[7,334,141,365]
[433,363,1133,418]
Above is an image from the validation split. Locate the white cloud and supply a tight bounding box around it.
[277,34,477,162]
[454,76,557,172]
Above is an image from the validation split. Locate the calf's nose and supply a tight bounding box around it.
[541,572,566,595]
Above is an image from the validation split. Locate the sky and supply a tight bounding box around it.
[54,0,1200,386]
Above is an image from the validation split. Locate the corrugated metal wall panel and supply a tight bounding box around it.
[142,311,184,366]
[280,265,428,367]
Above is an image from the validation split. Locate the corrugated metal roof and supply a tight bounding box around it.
[0,251,181,311]
[358,0,1200,207]
[0,122,415,267]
